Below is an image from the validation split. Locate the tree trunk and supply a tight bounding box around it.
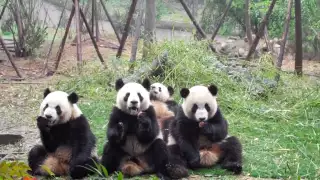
[95,0,100,41]
[179,0,216,52]
[245,0,253,45]
[276,0,293,69]
[211,0,233,41]
[13,0,25,57]
[130,0,144,62]
[246,0,277,60]
[142,0,156,58]
[116,0,138,58]
[294,0,302,75]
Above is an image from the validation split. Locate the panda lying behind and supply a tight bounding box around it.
[101,78,188,180]
[28,88,98,179]
[166,84,243,174]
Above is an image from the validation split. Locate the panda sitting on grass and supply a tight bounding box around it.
[167,84,243,174]
[28,88,98,179]
[100,78,188,180]
[142,80,179,143]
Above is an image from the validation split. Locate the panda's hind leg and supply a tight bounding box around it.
[147,139,188,180]
[28,145,48,175]
[101,142,127,176]
[69,156,99,179]
[219,136,243,175]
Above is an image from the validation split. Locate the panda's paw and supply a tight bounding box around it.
[188,157,201,170]
[117,122,125,140]
[165,163,189,179]
[221,161,243,175]
[36,116,50,131]
[138,115,151,132]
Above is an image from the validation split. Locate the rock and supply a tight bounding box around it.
[0,134,23,145]
[221,42,228,50]
[228,36,240,40]
[227,39,234,43]
[238,48,246,57]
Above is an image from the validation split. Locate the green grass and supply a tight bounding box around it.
[55,40,320,179]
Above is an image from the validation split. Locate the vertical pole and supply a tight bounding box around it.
[74,0,83,70]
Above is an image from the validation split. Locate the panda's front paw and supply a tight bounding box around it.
[188,156,201,170]
[117,122,125,140]
[36,116,50,131]
[137,112,151,132]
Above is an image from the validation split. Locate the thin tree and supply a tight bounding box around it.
[142,0,156,58]
[211,0,233,41]
[294,0,302,75]
[116,0,138,58]
[276,0,293,69]
[246,0,277,60]
[245,0,253,45]
[130,0,145,62]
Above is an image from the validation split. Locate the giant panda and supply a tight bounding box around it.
[100,78,188,180]
[142,80,179,143]
[167,84,243,174]
[27,88,98,179]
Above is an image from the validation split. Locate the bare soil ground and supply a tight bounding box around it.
[0,34,319,179]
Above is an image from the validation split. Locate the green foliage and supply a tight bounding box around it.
[55,40,320,179]
[0,161,32,180]
[201,0,320,52]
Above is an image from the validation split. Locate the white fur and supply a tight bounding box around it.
[167,134,176,146]
[122,131,163,156]
[182,85,218,121]
[116,82,151,115]
[150,83,172,102]
[39,91,82,126]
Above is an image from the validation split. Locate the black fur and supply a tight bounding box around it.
[101,105,188,179]
[68,92,79,104]
[180,88,189,98]
[208,85,218,96]
[168,106,243,174]
[28,115,97,179]
[167,86,174,96]
[115,78,125,91]
[142,78,151,91]
[43,88,51,98]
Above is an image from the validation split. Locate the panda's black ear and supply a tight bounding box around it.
[142,78,151,91]
[208,84,218,96]
[180,88,189,98]
[115,78,125,91]
[43,88,51,98]
[168,86,174,96]
[68,92,79,104]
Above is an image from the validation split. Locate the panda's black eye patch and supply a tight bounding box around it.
[55,105,62,115]
[138,92,143,102]
[191,104,198,113]
[159,87,162,92]
[205,103,211,112]
[43,104,49,111]
[124,93,130,102]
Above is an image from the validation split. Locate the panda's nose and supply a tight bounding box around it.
[199,118,206,121]
[131,100,138,105]
[45,115,52,119]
